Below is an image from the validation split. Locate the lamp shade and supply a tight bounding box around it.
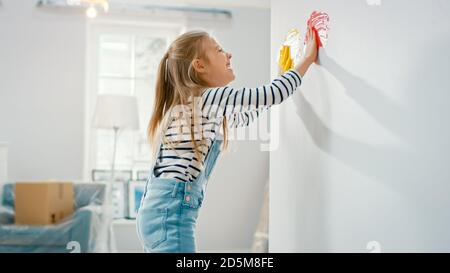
[93,95,140,130]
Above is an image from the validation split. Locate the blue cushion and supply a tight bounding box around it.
[2,183,14,209]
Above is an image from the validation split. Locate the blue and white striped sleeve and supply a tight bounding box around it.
[200,69,302,120]
[227,106,270,128]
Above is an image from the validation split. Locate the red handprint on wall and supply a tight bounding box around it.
[305,11,330,48]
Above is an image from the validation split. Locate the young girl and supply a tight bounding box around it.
[136,27,318,253]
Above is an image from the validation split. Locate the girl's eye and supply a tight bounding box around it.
[218,48,224,52]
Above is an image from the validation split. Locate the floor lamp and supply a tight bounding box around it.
[93,95,139,251]
[93,95,139,182]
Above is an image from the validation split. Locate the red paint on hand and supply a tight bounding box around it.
[306,11,330,48]
[312,26,322,48]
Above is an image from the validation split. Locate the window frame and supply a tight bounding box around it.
[83,19,184,181]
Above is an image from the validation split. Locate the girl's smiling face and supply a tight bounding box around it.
[192,36,235,87]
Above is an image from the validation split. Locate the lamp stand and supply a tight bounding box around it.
[110,126,119,182]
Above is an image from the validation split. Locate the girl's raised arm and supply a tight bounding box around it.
[201,25,317,122]
[200,68,302,120]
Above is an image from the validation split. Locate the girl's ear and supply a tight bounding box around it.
[192,58,206,74]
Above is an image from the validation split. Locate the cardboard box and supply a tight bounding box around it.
[15,181,74,225]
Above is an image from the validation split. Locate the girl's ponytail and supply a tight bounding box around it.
[147,30,230,170]
[147,51,173,151]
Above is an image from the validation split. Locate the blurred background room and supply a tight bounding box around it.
[0,0,271,253]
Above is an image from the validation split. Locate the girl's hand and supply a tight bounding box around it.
[303,26,318,64]
[295,26,318,77]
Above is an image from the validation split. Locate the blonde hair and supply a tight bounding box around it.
[147,30,229,168]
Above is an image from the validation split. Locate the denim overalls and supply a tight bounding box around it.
[136,122,223,253]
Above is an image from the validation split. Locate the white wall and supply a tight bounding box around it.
[270,0,450,252]
[0,1,270,252]
[0,0,86,182]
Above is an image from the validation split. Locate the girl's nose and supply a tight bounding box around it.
[227,52,232,59]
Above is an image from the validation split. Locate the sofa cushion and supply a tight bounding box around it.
[0,207,13,224]
[1,183,14,209]
[74,183,106,209]
[0,219,72,246]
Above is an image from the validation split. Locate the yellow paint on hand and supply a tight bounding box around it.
[278,28,301,73]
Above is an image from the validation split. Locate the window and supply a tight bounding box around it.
[85,22,182,179]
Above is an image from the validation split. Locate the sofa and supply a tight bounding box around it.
[0,182,110,253]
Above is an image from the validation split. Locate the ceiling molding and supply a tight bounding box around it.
[37,0,234,19]
[127,0,271,9]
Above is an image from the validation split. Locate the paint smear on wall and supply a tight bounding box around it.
[306,11,330,48]
[278,11,329,73]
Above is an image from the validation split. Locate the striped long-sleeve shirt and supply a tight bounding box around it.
[153,69,302,182]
